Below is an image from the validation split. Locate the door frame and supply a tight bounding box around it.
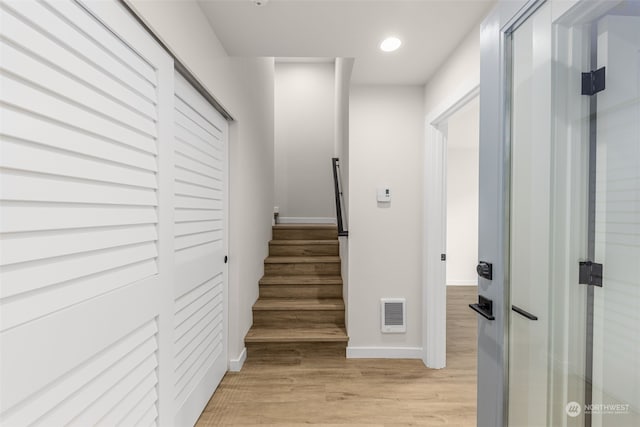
[422,0,549,372]
[423,82,479,369]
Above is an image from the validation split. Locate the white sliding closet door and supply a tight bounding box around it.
[0,0,173,424]
[0,1,228,426]
[172,75,228,427]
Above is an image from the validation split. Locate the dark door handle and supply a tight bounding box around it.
[512,305,538,320]
[469,295,495,320]
[476,261,492,280]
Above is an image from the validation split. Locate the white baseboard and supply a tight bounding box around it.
[229,347,246,372]
[279,217,336,224]
[447,280,478,286]
[346,346,423,359]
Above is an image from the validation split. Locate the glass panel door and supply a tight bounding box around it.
[508,1,640,426]
[591,11,640,427]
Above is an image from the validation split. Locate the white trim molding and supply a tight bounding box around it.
[346,346,423,359]
[423,82,480,370]
[228,347,247,372]
[447,280,478,286]
[278,217,336,224]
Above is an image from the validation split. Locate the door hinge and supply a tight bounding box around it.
[441,254,446,261]
[581,67,606,96]
[579,261,603,287]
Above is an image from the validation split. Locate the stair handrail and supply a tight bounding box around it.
[332,157,348,237]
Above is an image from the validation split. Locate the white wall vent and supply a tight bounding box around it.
[381,298,406,333]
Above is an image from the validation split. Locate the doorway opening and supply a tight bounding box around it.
[443,98,480,414]
[445,97,480,289]
[423,83,479,370]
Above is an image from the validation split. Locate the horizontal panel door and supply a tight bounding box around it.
[0,0,173,425]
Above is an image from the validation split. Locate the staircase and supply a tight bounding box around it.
[245,224,348,356]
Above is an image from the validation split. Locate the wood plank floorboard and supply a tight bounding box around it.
[196,286,477,426]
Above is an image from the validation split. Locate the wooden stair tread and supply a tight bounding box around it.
[264,256,340,264]
[245,326,348,343]
[272,225,337,241]
[253,298,344,311]
[269,239,338,246]
[259,275,343,285]
[273,224,337,230]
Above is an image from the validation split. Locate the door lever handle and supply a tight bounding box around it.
[512,305,538,320]
[469,295,495,320]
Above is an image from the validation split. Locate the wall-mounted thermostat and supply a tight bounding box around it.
[377,187,391,202]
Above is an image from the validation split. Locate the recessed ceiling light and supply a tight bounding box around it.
[380,37,402,52]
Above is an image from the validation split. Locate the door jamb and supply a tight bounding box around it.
[423,82,479,368]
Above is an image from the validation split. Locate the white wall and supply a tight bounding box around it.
[348,85,424,356]
[335,58,354,213]
[128,0,275,366]
[274,62,335,221]
[424,25,480,115]
[334,58,354,322]
[225,59,275,366]
[446,99,479,286]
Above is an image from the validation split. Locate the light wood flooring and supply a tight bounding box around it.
[195,286,478,426]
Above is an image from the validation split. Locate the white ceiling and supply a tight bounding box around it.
[198,0,495,85]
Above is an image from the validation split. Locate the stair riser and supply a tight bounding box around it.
[273,229,338,240]
[246,342,347,359]
[253,310,345,327]
[269,244,339,257]
[259,284,342,299]
[265,263,341,276]
[245,334,349,344]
